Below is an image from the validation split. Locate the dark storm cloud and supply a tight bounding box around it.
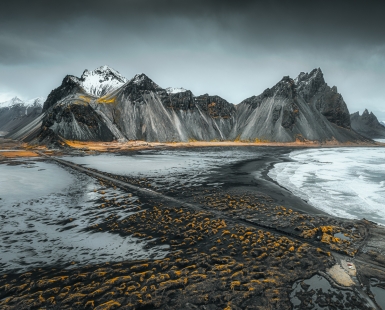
[2,0,385,39]
[1,0,384,65]
[1,0,385,117]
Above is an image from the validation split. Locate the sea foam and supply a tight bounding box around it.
[269,147,385,225]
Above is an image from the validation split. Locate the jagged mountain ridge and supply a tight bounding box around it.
[39,66,365,144]
[3,66,368,144]
[350,109,385,139]
[39,74,235,141]
[230,72,357,142]
[295,68,351,128]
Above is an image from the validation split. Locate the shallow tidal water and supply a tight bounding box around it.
[290,274,363,309]
[0,160,168,274]
[370,278,385,309]
[62,148,260,190]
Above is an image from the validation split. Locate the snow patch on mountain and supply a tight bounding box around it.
[166,87,187,94]
[132,74,146,85]
[294,68,323,87]
[80,65,127,97]
[129,73,161,90]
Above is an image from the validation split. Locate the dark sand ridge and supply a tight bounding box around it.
[203,148,328,216]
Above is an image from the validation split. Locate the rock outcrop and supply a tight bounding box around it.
[350,109,385,139]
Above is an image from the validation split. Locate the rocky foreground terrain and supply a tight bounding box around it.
[1,145,385,309]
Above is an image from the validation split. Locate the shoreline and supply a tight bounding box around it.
[1,137,385,159]
[61,139,385,153]
[204,147,330,216]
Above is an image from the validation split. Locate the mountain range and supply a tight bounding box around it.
[0,66,380,145]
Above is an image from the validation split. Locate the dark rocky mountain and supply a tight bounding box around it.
[350,109,385,139]
[230,70,361,142]
[87,74,236,142]
[0,97,44,140]
[1,66,369,145]
[295,69,351,128]
[43,76,85,112]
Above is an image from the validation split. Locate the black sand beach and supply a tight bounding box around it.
[1,146,385,309]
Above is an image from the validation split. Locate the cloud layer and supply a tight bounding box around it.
[1,0,384,118]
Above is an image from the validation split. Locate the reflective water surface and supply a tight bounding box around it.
[0,160,168,274]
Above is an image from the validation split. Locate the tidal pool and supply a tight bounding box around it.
[370,278,385,309]
[290,274,369,309]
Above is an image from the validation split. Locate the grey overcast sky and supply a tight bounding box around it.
[1,0,384,119]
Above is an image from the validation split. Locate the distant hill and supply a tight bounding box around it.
[0,97,45,140]
[350,110,385,139]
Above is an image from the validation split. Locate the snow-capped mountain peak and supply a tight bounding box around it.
[0,97,24,108]
[80,65,128,97]
[166,87,187,94]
